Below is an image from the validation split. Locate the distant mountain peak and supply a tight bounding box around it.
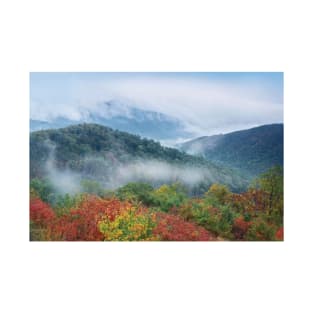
[30,100,193,140]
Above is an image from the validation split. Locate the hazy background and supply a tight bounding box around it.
[30,72,283,136]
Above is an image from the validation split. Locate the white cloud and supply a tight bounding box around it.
[30,75,283,136]
[102,77,282,135]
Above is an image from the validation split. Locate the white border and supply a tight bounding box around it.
[1,1,312,313]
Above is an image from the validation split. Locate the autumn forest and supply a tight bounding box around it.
[30,125,283,241]
[30,73,283,241]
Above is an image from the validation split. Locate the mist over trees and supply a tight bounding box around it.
[30,166,283,241]
[30,124,248,194]
[29,124,283,241]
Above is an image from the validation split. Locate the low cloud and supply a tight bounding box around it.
[43,150,217,194]
[43,141,82,194]
[113,160,214,189]
[30,73,283,136]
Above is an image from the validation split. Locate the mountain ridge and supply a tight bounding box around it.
[30,123,249,194]
[178,123,283,177]
[30,101,193,140]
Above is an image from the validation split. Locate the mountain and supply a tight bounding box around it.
[30,101,192,140]
[178,124,283,177]
[30,117,76,131]
[30,123,249,194]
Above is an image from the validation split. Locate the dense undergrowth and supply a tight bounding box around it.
[30,166,283,241]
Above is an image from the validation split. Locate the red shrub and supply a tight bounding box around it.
[275,227,284,241]
[232,216,251,240]
[49,197,132,241]
[30,198,55,227]
[229,189,269,215]
[153,212,216,241]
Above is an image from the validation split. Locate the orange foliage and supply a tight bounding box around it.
[230,189,269,214]
[232,216,251,240]
[275,227,284,241]
[30,198,55,227]
[49,197,133,241]
[153,212,215,241]
[29,196,135,241]
[30,192,282,241]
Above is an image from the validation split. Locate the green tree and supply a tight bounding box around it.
[205,183,230,205]
[80,179,104,196]
[30,178,56,204]
[116,182,154,205]
[253,166,283,221]
[150,183,187,212]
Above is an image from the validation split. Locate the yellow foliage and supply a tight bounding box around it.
[98,206,158,241]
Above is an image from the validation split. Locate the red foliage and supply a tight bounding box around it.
[79,197,131,221]
[49,197,132,241]
[153,212,216,241]
[230,194,246,211]
[232,216,251,240]
[230,189,269,214]
[49,213,101,241]
[30,198,55,227]
[275,227,284,241]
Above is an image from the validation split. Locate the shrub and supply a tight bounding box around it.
[150,183,187,212]
[30,178,57,205]
[54,193,84,216]
[30,198,56,241]
[30,198,55,227]
[44,197,132,241]
[232,216,251,240]
[153,212,215,241]
[205,184,230,205]
[275,227,284,241]
[246,219,276,241]
[116,182,154,205]
[99,206,158,241]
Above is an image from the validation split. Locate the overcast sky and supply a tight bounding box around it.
[30,72,283,136]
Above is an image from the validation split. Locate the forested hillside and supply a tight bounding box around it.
[30,123,283,241]
[179,124,283,177]
[30,123,248,193]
